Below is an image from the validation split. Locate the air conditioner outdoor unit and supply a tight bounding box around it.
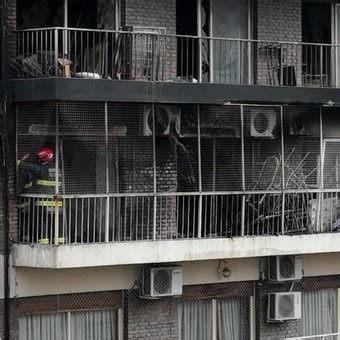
[268,255,303,282]
[143,105,180,136]
[267,292,302,322]
[140,266,183,298]
[250,110,277,138]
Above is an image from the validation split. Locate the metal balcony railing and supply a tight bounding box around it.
[13,27,340,87]
[17,190,340,245]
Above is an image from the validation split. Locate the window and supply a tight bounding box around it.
[19,309,119,340]
[178,297,250,340]
[303,289,337,336]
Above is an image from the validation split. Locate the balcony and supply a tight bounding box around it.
[12,102,340,268]
[11,27,340,105]
[12,27,340,87]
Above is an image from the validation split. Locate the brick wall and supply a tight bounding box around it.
[257,0,302,42]
[122,0,177,80]
[128,291,179,339]
[122,0,176,34]
[5,0,16,75]
[258,282,303,340]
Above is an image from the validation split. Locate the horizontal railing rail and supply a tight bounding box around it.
[17,190,340,245]
[14,27,340,87]
[285,333,340,339]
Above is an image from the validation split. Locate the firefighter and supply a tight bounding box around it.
[17,147,64,244]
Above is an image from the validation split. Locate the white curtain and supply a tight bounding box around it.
[217,298,249,340]
[303,289,336,336]
[19,313,67,340]
[70,309,117,340]
[178,300,213,340]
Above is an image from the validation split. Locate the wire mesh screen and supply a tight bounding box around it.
[243,105,282,192]
[17,102,57,193]
[200,105,242,192]
[108,103,154,194]
[283,106,320,190]
[175,104,200,193]
[58,102,106,195]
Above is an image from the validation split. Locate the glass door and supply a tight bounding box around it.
[211,0,251,84]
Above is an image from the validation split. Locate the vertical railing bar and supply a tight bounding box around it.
[192,195,196,238]
[197,105,202,238]
[87,198,90,243]
[54,102,59,245]
[68,198,72,243]
[164,197,168,239]
[105,102,110,242]
[158,197,162,239]
[187,196,191,238]
[204,195,208,238]
[141,196,144,241]
[176,196,179,239]
[147,196,150,240]
[181,197,185,238]
[241,104,245,236]
[54,29,59,77]
[124,197,127,241]
[220,195,223,236]
[319,107,324,233]
[226,195,229,235]
[28,198,32,242]
[136,197,139,240]
[129,196,133,241]
[197,1,202,83]
[75,199,78,243]
[81,198,84,243]
[320,45,324,88]
[152,103,157,240]
[280,105,285,235]
[93,198,96,242]
[118,197,121,241]
[109,197,116,242]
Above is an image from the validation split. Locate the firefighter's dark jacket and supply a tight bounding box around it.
[17,160,61,194]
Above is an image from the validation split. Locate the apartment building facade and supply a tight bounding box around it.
[2,0,340,339]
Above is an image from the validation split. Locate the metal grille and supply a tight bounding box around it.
[243,105,282,191]
[58,101,106,195]
[17,102,56,193]
[200,105,242,192]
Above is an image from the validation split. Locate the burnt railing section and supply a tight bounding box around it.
[17,190,340,245]
[14,27,340,87]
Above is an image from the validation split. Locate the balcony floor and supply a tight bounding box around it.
[11,78,340,105]
[12,233,340,268]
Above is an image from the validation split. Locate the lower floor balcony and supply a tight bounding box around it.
[13,101,340,267]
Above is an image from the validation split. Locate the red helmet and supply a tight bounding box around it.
[37,147,54,162]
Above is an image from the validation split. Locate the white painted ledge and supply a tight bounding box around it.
[12,233,340,269]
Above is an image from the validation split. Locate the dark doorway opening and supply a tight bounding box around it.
[17,0,97,29]
[302,3,331,44]
[302,2,332,86]
[176,0,198,80]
